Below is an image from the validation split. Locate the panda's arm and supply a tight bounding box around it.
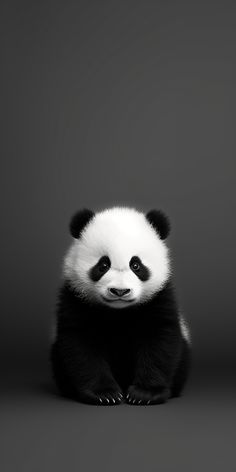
[51,313,123,405]
[127,313,182,405]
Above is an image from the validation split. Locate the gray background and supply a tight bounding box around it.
[1,1,236,471]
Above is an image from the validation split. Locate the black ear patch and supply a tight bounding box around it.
[69,208,95,239]
[146,210,170,240]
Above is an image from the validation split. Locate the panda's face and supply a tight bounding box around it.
[63,207,171,309]
[87,253,151,308]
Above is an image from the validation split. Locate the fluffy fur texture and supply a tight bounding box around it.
[51,206,191,406]
[63,207,170,308]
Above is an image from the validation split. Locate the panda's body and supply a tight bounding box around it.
[51,207,191,405]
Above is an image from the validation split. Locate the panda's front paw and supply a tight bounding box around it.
[126,385,170,405]
[79,387,124,406]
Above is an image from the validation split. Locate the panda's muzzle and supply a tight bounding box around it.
[109,288,131,298]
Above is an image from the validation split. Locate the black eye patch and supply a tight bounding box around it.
[129,256,150,281]
[89,256,111,282]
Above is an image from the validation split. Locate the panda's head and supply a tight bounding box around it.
[63,207,171,309]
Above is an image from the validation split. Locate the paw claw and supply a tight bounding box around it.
[126,385,170,406]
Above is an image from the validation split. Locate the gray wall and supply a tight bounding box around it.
[1,0,236,376]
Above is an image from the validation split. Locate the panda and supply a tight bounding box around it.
[51,206,191,405]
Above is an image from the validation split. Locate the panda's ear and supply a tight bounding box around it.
[146,210,170,240]
[69,209,95,238]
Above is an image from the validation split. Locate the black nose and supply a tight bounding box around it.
[109,288,131,297]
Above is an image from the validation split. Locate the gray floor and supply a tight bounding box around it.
[1,369,236,472]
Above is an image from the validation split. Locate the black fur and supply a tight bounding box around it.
[89,256,111,282]
[69,209,94,239]
[51,280,191,406]
[129,256,150,281]
[146,210,170,240]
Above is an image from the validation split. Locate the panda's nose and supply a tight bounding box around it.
[109,288,131,297]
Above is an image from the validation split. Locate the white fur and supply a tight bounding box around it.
[63,207,171,308]
[179,311,191,344]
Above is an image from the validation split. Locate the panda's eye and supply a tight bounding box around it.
[130,256,150,281]
[99,262,108,272]
[131,261,140,271]
[89,256,111,282]
[98,256,111,272]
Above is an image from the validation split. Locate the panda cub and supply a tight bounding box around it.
[51,207,191,405]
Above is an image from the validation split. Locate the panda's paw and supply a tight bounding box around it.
[79,388,124,406]
[126,385,170,405]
